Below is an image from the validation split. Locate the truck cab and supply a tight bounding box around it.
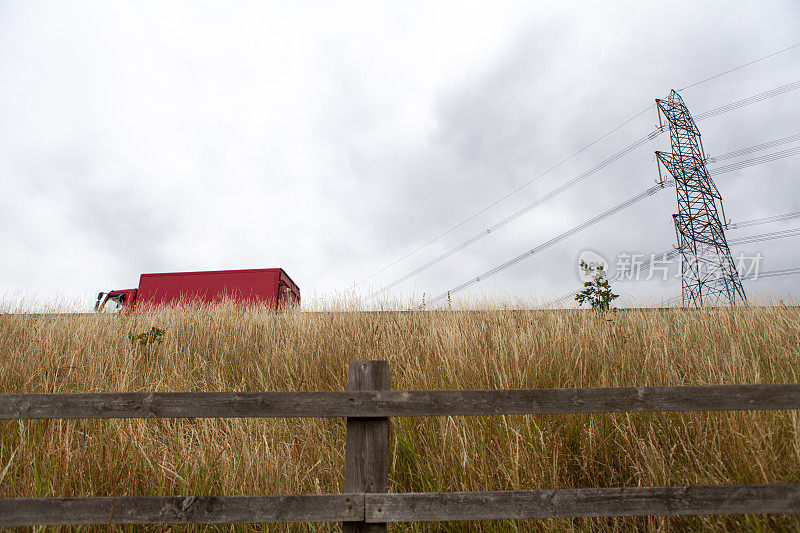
[94,289,137,313]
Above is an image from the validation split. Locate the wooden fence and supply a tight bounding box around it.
[2,360,800,528]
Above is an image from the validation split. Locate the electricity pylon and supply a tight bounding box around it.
[655,90,746,306]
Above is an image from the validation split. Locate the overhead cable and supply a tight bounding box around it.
[695,80,800,121]
[367,129,661,299]
[370,82,800,297]
[679,41,800,91]
[710,146,800,175]
[728,211,800,229]
[545,260,800,309]
[353,104,656,288]
[706,132,800,163]
[745,267,800,280]
[729,227,800,246]
[377,127,800,298]
[425,184,666,306]
[543,221,800,308]
[541,248,676,308]
[360,54,800,291]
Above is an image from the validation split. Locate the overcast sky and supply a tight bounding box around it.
[1,1,799,310]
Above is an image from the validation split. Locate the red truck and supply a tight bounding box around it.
[94,268,300,313]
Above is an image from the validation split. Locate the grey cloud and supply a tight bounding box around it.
[349,3,800,304]
[1,1,799,307]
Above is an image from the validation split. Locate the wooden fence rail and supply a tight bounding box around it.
[1,360,799,528]
[4,383,800,420]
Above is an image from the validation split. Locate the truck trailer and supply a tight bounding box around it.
[95,268,300,313]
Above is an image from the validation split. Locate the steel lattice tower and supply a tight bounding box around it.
[655,90,746,306]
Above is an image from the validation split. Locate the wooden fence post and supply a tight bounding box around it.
[344,361,390,532]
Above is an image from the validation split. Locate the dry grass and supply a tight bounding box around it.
[1,304,800,531]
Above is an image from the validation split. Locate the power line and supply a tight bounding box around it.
[358,40,800,289]
[443,144,798,308]
[543,216,800,308]
[545,259,800,309]
[694,80,800,121]
[544,213,800,308]
[728,211,800,229]
[542,291,578,308]
[425,184,667,307]
[613,250,679,281]
[371,84,800,298]
[615,222,800,278]
[745,266,800,280]
[729,227,800,246]
[352,104,656,288]
[709,146,800,176]
[368,128,661,299]
[706,132,800,163]
[512,206,800,309]
[541,248,677,308]
[679,42,800,91]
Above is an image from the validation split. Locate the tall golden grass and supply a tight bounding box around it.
[1,304,799,531]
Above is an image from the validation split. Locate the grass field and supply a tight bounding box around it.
[1,304,800,531]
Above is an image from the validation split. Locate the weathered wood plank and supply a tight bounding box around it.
[344,361,390,533]
[365,485,800,522]
[0,494,364,527]
[0,391,354,419]
[2,384,799,420]
[372,384,800,416]
[5,486,799,526]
